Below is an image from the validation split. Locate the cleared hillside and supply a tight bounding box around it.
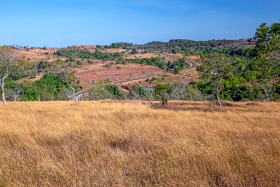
[0,101,280,186]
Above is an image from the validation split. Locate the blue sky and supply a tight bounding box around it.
[0,0,279,47]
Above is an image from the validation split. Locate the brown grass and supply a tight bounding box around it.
[0,101,280,186]
[16,48,66,63]
[125,53,186,62]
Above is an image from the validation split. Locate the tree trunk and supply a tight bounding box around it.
[215,79,223,107]
[1,81,6,104]
[215,94,222,108]
[69,84,79,105]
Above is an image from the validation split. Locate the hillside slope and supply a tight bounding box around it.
[0,101,279,186]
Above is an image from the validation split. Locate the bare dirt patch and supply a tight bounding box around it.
[125,52,197,62]
[102,48,126,53]
[73,63,166,87]
[16,73,45,84]
[16,48,66,63]
[125,52,160,59]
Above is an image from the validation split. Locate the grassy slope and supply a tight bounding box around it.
[0,101,280,186]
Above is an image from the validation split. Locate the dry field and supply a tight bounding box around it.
[72,62,166,87]
[16,48,65,63]
[70,45,96,52]
[125,52,197,62]
[125,53,160,59]
[125,52,185,62]
[0,101,280,186]
[102,48,127,53]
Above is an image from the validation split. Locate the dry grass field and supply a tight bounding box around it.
[16,48,66,63]
[0,101,279,186]
[125,52,186,62]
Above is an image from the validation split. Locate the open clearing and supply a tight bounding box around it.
[72,62,166,87]
[16,48,65,63]
[0,101,279,186]
[125,52,188,62]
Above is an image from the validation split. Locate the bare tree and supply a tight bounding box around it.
[53,61,80,104]
[5,88,22,102]
[63,72,80,105]
[0,47,17,104]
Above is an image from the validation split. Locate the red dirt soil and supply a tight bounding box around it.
[73,63,166,87]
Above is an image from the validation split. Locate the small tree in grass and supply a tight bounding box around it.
[154,83,172,106]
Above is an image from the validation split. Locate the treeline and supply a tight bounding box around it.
[104,42,133,49]
[56,49,122,61]
[175,46,252,57]
[193,22,280,104]
[124,57,187,73]
[89,83,204,103]
[144,39,253,57]
[146,39,239,49]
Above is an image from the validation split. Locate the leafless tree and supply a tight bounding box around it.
[55,61,80,104]
[5,88,22,102]
[0,47,17,104]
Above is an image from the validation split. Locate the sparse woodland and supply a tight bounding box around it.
[0,23,279,105]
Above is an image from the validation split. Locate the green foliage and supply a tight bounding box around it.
[145,39,253,57]
[198,53,235,106]
[93,80,111,87]
[5,74,70,101]
[250,23,280,80]
[154,83,172,106]
[90,85,125,100]
[130,49,137,54]
[105,42,133,49]
[57,48,122,61]
[37,61,52,73]
[104,85,123,99]
[193,22,279,102]
[24,74,69,101]
[125,57,187,73]
[174,59,186,74]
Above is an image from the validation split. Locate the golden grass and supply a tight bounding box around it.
[0,101,280,186]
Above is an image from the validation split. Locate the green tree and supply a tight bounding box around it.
[250,22,280,100]
[154,83,172,106]
[199,53,234,107]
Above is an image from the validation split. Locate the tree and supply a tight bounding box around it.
[130,49,137,54]
[174,59,186,74]
[154,83,172,106]
[199,53,234,107]
[250,22,280,101]
[0,47,18,104]
[57,65,79,104]
[47,60,80,104]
